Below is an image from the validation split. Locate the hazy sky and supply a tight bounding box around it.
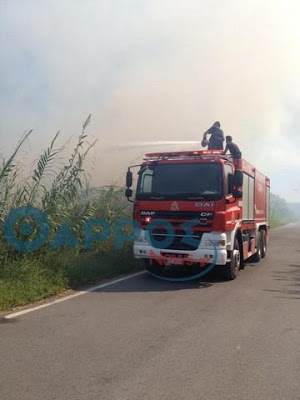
[1,0,300,201]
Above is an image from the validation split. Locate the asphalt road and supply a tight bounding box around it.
[1,224,300,400]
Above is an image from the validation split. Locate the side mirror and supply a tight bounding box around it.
[233,170,243,187]
[226,194,235,204]
[228,173,234,194]
[233,189,243,199]
[125,188,133,199]
[126,170,133,188]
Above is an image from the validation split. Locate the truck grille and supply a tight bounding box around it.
[141,210,214,229]
[148,228,203,251]
[151,211,212,220]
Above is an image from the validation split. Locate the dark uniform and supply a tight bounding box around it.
[206,126,224,150]
[224,142,242,159]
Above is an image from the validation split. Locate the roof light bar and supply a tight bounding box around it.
[144,150,230,161]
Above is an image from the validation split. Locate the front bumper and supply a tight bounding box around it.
[134,238,228,266]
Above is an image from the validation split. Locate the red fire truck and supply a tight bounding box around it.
[125,150,270,280]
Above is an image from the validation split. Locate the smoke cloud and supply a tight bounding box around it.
[1,0,300,199]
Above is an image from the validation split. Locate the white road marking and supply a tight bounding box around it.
[4,271,147,320]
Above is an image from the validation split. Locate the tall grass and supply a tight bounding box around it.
[0,117,139,311]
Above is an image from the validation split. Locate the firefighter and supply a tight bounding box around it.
[202,121,224,150]
[222,135,242,159]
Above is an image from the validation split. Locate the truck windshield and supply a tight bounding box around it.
[137,163,223,200]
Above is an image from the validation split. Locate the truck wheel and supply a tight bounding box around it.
[252,231,262,262]
[144,259,165,275]
[222,238,241,280]
[261,230,267,258]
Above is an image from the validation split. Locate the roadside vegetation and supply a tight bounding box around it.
[0,117,140,311]
[0,120,296,310]
[270,193,295,228]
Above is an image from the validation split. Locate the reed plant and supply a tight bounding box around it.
[0,117,139,311]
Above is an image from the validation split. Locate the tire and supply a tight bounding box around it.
[144,259,165,275]
[261,229,267,258]
[252,231,262,263]
[222,238,241,280]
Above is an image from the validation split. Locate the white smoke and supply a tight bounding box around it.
[108,141,202,151]
[1,0,300,199]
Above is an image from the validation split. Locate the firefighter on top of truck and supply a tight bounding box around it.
[202,121,225,150]
[222,135,242,159]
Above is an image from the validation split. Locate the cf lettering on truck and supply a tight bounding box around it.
[125,150,270,280]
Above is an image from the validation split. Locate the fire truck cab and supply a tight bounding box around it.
[125,150,270,280]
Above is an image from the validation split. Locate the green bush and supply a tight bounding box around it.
[270,193,294,228]
[0,117,139,311]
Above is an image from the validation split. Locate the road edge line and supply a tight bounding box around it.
[4,271,146,320]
